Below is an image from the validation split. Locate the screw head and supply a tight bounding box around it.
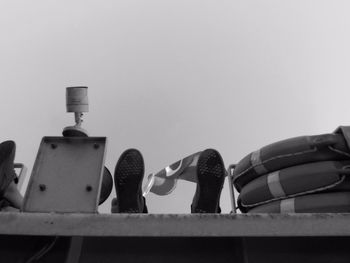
[86,185,93,192]
[51,144,57,149]
[39,184,46,191]
[94,144,99,149]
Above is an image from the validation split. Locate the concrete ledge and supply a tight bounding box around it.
[1,213,350,237]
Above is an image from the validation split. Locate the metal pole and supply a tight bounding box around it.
[227,164,237,213]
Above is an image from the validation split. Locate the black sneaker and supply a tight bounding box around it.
[0,141,16,198]
[191,149,225,213]
[111,149,146,213]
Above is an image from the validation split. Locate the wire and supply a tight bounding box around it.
[25,236,59,263]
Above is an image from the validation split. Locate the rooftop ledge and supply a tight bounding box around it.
[0,212,349,237]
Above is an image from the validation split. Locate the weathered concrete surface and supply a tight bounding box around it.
[0,212,350,237]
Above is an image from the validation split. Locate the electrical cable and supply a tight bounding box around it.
[24,236,59,263]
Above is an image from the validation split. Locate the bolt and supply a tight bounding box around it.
[51,144,57,149]
[39,184,46,191]
[86,185,93,192]
[94,144,99,149]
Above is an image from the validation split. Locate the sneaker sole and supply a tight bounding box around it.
[194,149,225,213]
[114,149,144,213]
[0,141,16,197]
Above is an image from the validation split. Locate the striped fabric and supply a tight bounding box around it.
[143,152,201,196]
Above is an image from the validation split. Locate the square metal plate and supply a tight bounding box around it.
[22,137,106,213]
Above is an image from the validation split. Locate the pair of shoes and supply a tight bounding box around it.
[111,148,225,213]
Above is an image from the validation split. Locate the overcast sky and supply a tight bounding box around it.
[1,1,350,213]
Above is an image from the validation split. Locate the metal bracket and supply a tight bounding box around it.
[227,164,237,214]
[14,163,27,192]
[22,137,106,213]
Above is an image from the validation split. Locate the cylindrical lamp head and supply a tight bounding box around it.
[66,86,89,113]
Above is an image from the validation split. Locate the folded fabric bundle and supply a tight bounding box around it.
[233,126,350,213]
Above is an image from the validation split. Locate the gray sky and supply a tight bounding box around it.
[1,0,350,213]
